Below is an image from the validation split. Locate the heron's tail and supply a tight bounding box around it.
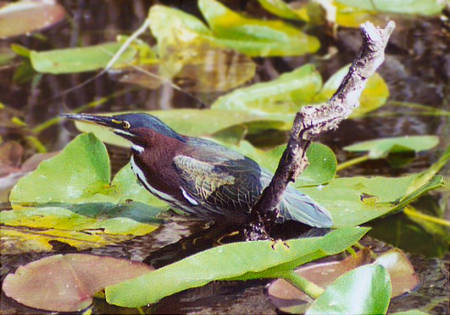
[279,187,333,228]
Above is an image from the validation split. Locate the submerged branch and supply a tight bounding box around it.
[250,22,395,233]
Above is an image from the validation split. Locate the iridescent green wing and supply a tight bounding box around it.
[173,152,264,213]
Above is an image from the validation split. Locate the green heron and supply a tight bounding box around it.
[64,113,333,228]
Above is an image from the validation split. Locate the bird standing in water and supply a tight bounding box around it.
[64,113,333,228]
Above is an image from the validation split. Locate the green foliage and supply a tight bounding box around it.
[1,134,165,253]
[344,135,439,158]
[105,227,369,307]
[314,64,389,117]
[198,0,320,57]
[336,0,445,16]
[213,63,389,120]
[306,264,392,315]
[30,42,136,74]
[212,64,322,121]
[228,141,337,186]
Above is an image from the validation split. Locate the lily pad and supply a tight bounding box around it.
[228,141,336,186]
[314,64,389,117]
[2,254,153,312]
[302,174,443,228]
[105,227,369,307]
[211,64,322,121]
[198,0,320,57]
[257,0,309,20]
[30,42,136,74]
[1,134,165,253]
[336,0,445,16]
[148,5,256,92]
[269,248,418,313]
[306,264,391,315]
[344,135,439,159]
[0,0,66,39]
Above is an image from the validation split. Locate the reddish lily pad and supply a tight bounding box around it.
[0,0,66,39]
[268,248,418,313]
[2,254,153,312]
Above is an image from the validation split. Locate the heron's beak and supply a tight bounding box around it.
[62,113,122,128]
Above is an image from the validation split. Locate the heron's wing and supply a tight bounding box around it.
[173,153,262,214]
[176,137,333,227]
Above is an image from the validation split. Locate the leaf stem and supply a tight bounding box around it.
[281,270,324,299]
[404,206,450,227]
[336,154,369,172]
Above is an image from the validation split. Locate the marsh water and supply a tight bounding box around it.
[0,1,448,314]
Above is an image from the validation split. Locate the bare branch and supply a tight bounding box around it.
[251,22,396,229]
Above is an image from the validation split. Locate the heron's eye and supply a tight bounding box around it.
[122,121,131,129]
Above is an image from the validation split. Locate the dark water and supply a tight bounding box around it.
[0,1,448,314]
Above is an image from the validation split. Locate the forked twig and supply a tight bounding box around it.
[250,22,396,235]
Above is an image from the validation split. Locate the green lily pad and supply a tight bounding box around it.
[1,134,165,253]
[227,140,336,186]
[105,227,369,307]
[198,0,320,57]
[302,174,443,228]
[268,248,418,313]
[30,42,136,74]
[148,5,256,92]
[257,0,310,21]
[314,64,389,117]
[336,0,445,16]
[306,264,391,315]
[390,310,430,315]
[211,64,322,121]
[344,135,439,159]
[303,148,448,227]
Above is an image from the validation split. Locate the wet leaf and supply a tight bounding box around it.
[257,0,310,21]
[268,248,418,313]
[314,64,389,117]
[1,226,131,254]
[0,0,66,39]
[306,264,391,314]
[344,135,439,159]
[211,64,322,121]
[403,147,449,196]
[73,109,287,147]
[105,227,369,307]
[228,141,336,186]
[334,2,386,28]
[301,174,444,228]
[336,0,445,16]
[198,0,320,57]
[1,134,164,253]
[10,133,110,204]
[148,5,256,92]
[375,249,419,297]
[306,143,448,228]
[30,42,136,74]
[268,249,372,312]
[2,254,153,312]
[390,310,430,315]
